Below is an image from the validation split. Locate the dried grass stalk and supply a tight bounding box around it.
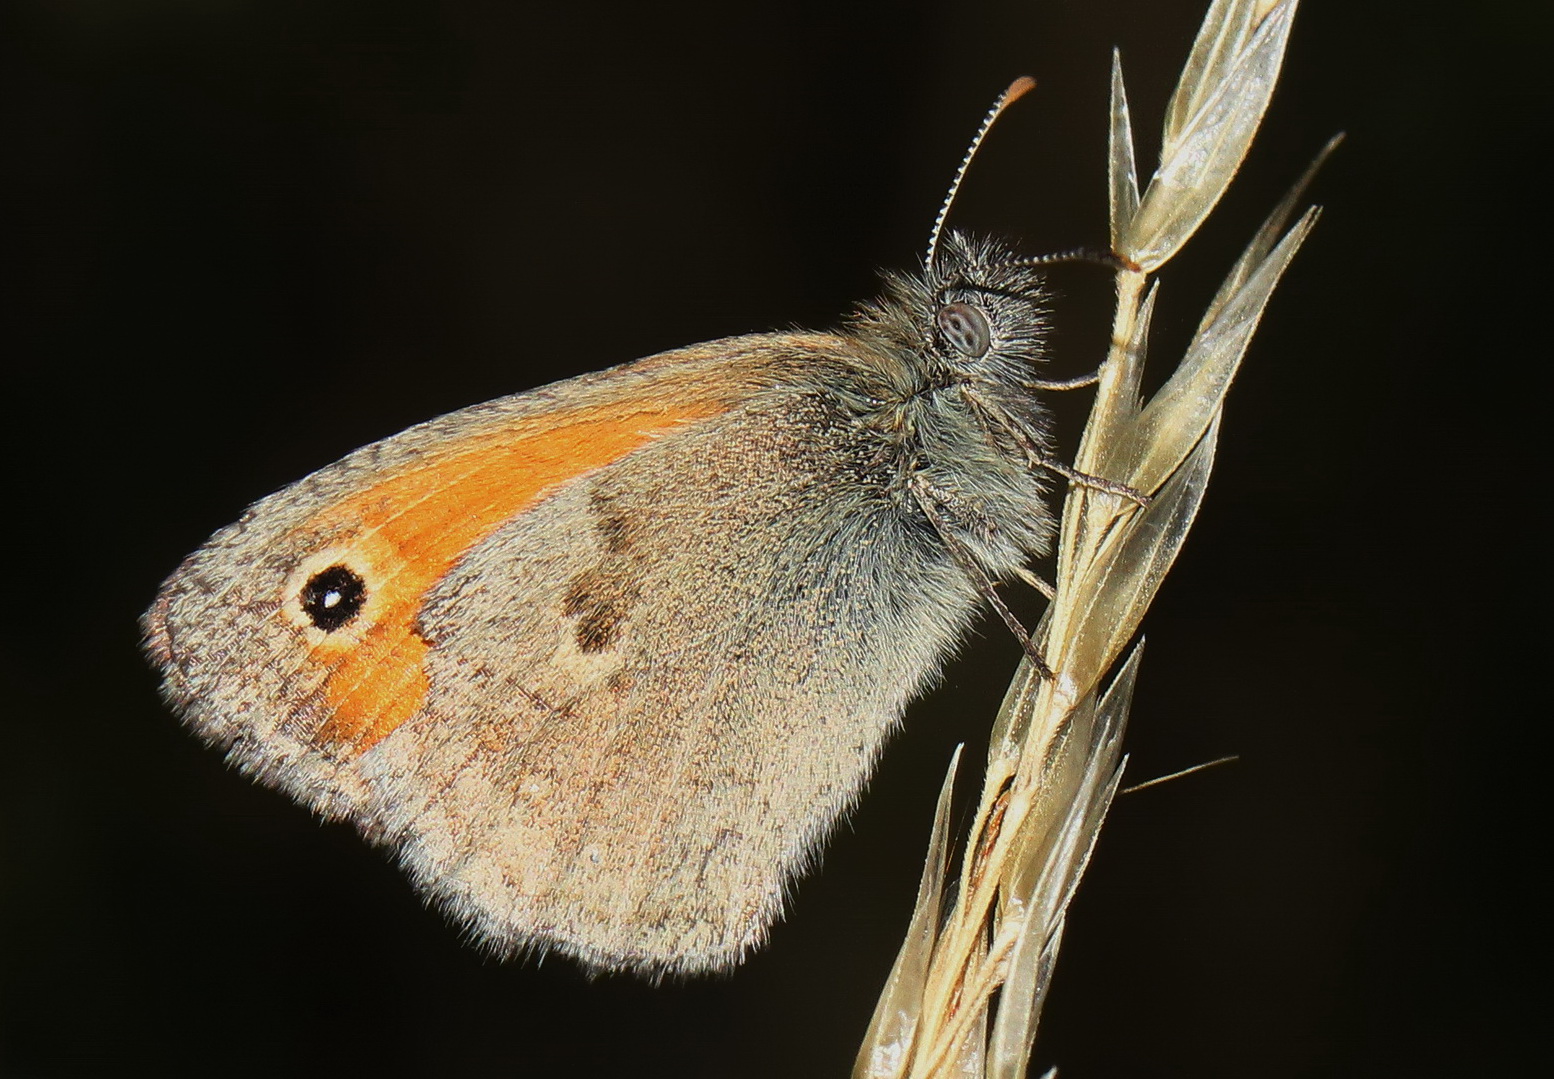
[854,2,1322,1075]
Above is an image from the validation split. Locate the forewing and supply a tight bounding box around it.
[144,339,783,820]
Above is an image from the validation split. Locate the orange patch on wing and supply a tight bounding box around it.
[299,401,724,753]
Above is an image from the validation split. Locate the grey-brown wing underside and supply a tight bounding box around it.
[144,332,982,975]
[359,379,981,975]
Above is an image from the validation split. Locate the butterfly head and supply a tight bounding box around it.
[846,229,1051,396]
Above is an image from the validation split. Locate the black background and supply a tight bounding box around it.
[1,1,1541,1076]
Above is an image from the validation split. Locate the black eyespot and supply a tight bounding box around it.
[936,302,991,358]
[300,564,366,632]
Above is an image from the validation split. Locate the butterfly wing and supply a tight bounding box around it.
[147,338,754,817]
[145,333,980,974]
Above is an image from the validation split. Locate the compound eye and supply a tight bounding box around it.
[936,302,991,358]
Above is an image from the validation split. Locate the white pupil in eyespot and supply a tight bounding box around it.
[937,302,991,358]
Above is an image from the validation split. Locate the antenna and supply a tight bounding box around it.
[923,76,1037,273]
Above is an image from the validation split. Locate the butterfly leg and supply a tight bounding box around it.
[1024,371,1102,391]
[1013,564,1056,601]
[958,385,1151,506]
[909,474,1054,681]
[1032,452,1151,504]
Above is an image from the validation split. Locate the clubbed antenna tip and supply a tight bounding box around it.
[924,77,1039,273]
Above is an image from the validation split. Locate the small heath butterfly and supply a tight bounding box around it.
[143,78,1095,976]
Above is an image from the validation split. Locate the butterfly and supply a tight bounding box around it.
[143,77,1110,977]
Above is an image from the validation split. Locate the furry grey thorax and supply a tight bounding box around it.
[817,230,1057,576]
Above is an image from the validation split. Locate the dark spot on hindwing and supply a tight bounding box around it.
[589,490,637,554]
[596,514,631,554]
[300,564,366,631]
[562,567,639,653]
[559,489,648,653]
[569,595,624,651]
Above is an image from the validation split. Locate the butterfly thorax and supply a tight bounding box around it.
[819,230,1058,576]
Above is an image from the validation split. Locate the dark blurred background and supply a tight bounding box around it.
[1,1,1540,1075]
